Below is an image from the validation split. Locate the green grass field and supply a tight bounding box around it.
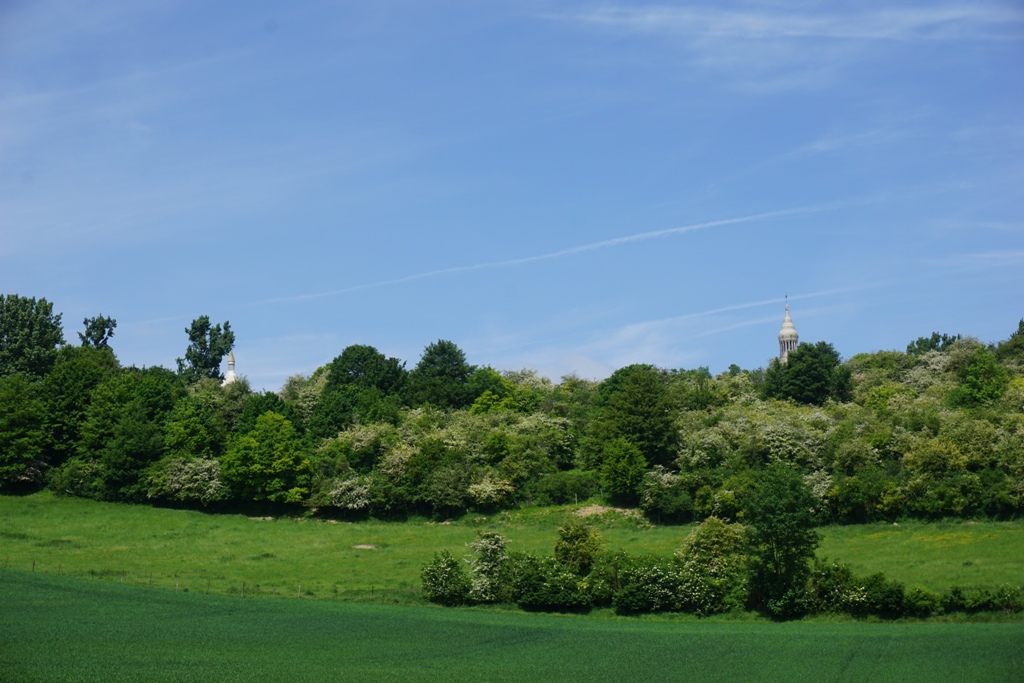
[2,570,1022,683]
[1,493,1021,602]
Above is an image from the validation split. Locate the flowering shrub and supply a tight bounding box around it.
[421,550,471,606]
[467,532,508,603]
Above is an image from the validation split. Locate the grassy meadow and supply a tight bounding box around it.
[2,570,1023,683]
[1,492,1022,602]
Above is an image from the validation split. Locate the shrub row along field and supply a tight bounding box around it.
[2,570,1022,683]
[2,493,1022,603]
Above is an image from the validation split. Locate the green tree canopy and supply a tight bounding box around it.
[744,464,820,618]
[907,332,961,356]
[0,374,47,491]
[995,319,1024,365]
[220,411,309,504]
[948,347,1009,407]
[600,437,647,503]
[0,294,65,378]
[41,346,120,470]
[763,341,852,406]
[176,316,235,385]
[405,339,475,409]
[325,344,407,395]
[593,364,678,467]
[74,367,181,501]
[79,315,116,349]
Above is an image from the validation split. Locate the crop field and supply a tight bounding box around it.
[2,493,1022,602]
[2,570,1022,683]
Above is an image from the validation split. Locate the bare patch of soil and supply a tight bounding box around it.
[351,544,377,550]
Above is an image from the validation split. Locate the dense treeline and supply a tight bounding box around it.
[2,293,1023,526]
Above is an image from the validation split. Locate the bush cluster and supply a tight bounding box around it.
[422,523,1024,620]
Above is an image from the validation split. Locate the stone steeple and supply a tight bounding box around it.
[778,299,798,363]
[222,351,238,386]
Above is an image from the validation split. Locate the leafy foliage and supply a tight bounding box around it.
[405,340,475,409]
[176,316,235,385]
[79,315,116,349]
[0,294,64,378]
[0,373,47,490]
[554,519,604,576]
[420,550,472,606]
[220,412,310,504]
[744,464,820,618]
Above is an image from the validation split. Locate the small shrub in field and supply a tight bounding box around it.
[808,559,866,615]
[675,516,748,615]
[764,588,811,621]
[991,584,1024,613]
[588,551,642,606]
[943,584,1023,614]
[466,531,507,603]
[860,573,907,619]
[613,561,684,615]
[554,519,604,577]
[511,555,590,612]
[903,586,939,618]
[421,550,471,606]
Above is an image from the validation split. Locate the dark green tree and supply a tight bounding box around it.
[0,294,65,378]
[236,391,299,437]
[762,341,852,406]
[220,411,309,504]
[995,319,1024,365]
[79,315,116,349]
[72,367,180,501]
[176,316,235,384]
[744,464,820,619]
[325,344,407,395]
[41,346,120,470]
[907,332,961,356]
[0,374,47,491]
[592,364,678,467]
[405,339,475,409]
[305,345,408,440]
[600,437,647,504]
[162,395,225,459]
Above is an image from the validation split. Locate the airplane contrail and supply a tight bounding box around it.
[261,203,837,305]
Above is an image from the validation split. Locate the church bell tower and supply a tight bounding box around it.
[778,299,798,363]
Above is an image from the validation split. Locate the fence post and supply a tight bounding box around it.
[298,584,301,599]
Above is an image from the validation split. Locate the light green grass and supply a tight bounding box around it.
[1,493,1022,603]
[818,521,1024,592]
[0,493,688,601]
[2,570,1022,683]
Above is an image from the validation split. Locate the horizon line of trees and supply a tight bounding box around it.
[2,293,1023,527]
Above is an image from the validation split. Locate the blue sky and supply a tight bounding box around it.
[2,1,1022,391]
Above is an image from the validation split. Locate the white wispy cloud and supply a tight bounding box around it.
[932,250,1024,268]
[566,4,1022,42]
[261,203,841,305]
[553,3,1023,91]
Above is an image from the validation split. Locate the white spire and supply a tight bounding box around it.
[222,351,238,386]
[778,298,798,363]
